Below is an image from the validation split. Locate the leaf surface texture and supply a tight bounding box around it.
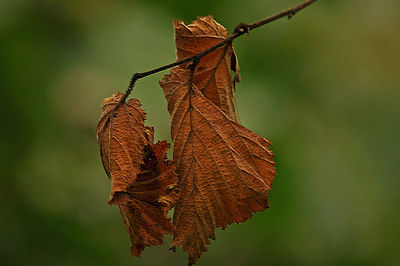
[160,68,275,265]
[97,93,178,256]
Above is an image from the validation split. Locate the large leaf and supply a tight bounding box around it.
[160,68,275,265]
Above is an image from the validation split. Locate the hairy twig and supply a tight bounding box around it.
[112,0,317,113]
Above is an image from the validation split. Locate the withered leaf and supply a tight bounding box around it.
[160,68,275,265]
[119,141,178,256]
[96,92,151,204]
[96,92,178,256]
[174,16,240,122]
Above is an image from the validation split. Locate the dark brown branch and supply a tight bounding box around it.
[115,0,316,112]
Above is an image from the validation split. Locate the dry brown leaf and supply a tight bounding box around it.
[119,141,178,256]
[174,16,240,122]
[160,68,275,265]
[96,92,151,204]
[96,92,178,256]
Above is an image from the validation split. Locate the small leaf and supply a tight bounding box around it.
[119,141,178,256]
[174,16,240,122]
[96,93,178,256]
[96,92,152,204]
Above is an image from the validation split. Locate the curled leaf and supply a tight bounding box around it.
[174,16,240,121]
[96,92,178,256]
[119,141,178,256]
[96,92,152,204]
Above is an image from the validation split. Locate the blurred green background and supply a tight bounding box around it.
[1,0,399,265]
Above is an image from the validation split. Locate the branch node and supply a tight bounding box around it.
[188,55,201,71]
[129,73,143,89]
[233,23,250,35]
[288,10,297,19]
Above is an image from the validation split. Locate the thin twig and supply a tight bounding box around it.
[113,0,316,113]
